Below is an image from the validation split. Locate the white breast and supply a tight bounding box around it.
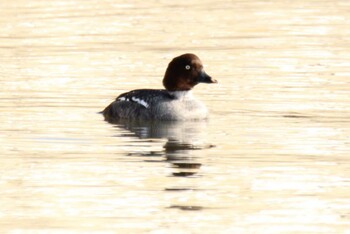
[154,91,208,120]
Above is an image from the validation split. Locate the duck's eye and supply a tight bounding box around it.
[185,65,191,70]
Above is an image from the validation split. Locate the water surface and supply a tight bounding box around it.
[1,0,350,233]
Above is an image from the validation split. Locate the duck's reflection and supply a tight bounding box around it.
[110,119,214,177]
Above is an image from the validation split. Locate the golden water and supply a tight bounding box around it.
[1,0,350,233]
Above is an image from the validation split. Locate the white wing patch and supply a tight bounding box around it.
[131,97,149,108]
[117,96,149,108]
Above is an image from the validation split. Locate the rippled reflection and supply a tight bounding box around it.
[109,118,214,177]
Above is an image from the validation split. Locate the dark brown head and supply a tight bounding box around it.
[162,53,217,91]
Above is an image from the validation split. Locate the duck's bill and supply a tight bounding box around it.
[198,70,218,84]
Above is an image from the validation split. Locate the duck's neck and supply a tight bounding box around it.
[168,90,193,100]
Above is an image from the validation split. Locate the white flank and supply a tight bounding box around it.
[131,97,149,108]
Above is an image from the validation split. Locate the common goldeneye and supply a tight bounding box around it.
[103,53,217,121]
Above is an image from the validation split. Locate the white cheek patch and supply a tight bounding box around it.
[118,97,126,101]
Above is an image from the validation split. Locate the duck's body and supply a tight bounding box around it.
[103,89,208,121]
[103,53,217,121]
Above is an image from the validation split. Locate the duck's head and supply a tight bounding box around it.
[163,53,217,91]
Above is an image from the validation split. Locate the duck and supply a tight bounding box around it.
[102,53,217,121]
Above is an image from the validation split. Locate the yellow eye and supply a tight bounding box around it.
[185,65,191,70]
